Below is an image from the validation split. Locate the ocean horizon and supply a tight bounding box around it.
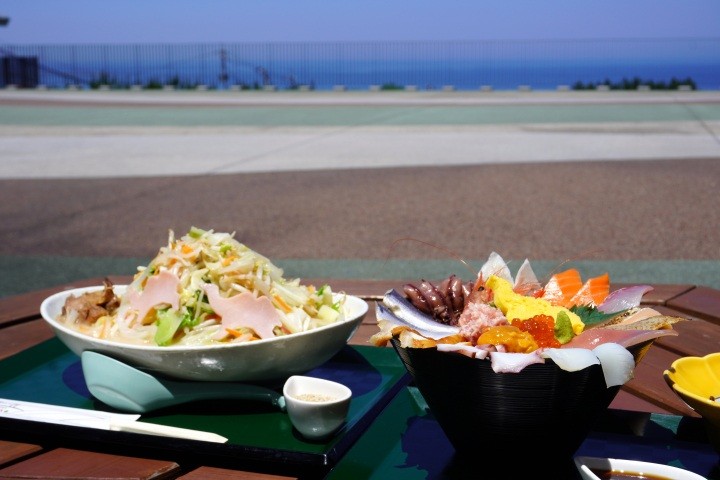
[2,39,719,91]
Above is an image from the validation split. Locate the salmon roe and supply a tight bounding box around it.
[511,315,561,348]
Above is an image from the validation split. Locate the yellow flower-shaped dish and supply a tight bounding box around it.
[664,352,720,453]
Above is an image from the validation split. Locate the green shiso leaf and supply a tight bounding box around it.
[571,304,621,328]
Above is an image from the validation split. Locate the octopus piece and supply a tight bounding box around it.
[403,275,473,325]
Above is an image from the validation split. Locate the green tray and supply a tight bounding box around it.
[0,338,410,477]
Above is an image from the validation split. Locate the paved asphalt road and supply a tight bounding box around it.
[1,89,720,296]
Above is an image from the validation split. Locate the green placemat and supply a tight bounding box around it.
[0,338,410,476]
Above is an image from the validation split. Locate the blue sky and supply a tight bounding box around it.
[1,0,719,44]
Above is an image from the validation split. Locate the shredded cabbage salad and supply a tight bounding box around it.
[62,227,345,346]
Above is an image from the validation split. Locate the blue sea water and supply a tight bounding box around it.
[32,57,720,91]
[3,40,719,90]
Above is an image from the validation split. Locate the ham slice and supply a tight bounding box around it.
[126,270,180,323]
[203,284,281,340]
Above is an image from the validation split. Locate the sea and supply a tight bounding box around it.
[2,39,719,91]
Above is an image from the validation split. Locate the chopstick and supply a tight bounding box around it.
[110,420,228,443]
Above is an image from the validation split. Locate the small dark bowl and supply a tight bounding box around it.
[391,339,621,468]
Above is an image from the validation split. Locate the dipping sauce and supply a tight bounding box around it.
[295,393,337,402]
[590,469,672,480]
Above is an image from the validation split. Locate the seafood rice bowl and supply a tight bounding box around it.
[371,252,684,469]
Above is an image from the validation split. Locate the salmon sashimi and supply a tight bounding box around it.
[541,268,583,308]
[569,272,610,307]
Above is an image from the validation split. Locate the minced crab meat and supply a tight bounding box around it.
[458,302,507,344]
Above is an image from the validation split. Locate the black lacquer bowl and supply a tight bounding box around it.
[391,339,621,470]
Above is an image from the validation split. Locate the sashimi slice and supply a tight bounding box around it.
[381,290,460,339]
[513,258,542,296]
[437,343,490,359]
[541,348,600,372]
[598,285,654,313]
[544,344,634,386]
[562,327,678,350]
[375,302,459,340]
[542,268,583,308]
[489,350,545,373]
[593,343,635,387]
[479,251,513,284]
[603,313,684,331]
[569,272,610,307]
[596,307,663,328]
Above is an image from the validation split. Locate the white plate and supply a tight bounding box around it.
[41,285,367,382]
[574,456,707,480]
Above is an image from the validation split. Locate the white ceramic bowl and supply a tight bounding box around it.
[574,456,707,480]
[40,285,368,382]
[283,375,352,440]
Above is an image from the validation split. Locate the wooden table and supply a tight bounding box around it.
[1,276,719,479]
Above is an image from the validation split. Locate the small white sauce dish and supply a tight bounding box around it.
[574,456,707,480]
[282,375,352,440]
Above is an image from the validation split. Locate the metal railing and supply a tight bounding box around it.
[1,38,719,91]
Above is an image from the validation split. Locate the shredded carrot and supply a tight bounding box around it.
[569,272,610,307]
[542,268,583,308]
[226,327,244,338]
[274,294,293,314]
[222,255,237,267]
[181,244,194,255]
[226,328,256,342]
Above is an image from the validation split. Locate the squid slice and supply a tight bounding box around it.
[489,350,545,373]
[542,344,634,387]
[593,343,635,387]
[542,348,600,372]
[437,342,490,359]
